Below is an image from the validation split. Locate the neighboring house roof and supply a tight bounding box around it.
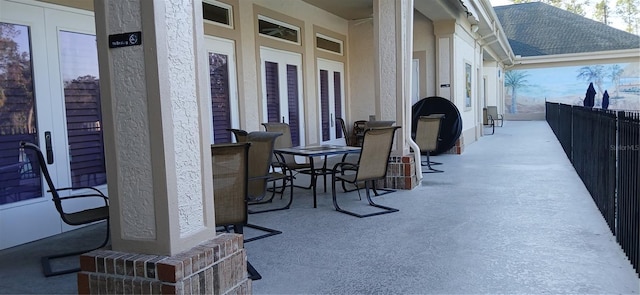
[494,2,640,57]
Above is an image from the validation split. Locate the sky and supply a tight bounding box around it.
[489,0,629,32]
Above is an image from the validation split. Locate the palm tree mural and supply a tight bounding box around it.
[606,64,623,98]
[577,65,605,94]
[504,70,529,113]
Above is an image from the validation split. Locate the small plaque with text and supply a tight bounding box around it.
[108,32,142,48]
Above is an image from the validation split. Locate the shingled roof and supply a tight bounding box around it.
[494,2,640,57]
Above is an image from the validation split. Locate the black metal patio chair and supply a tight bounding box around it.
[415,115,445,173]
[211,142,279,280]
[20,141,110,277]
[261,122,313,189]
[245,131,295,214]
[330,126,401,218]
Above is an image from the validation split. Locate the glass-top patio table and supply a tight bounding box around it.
[274,145,361,208]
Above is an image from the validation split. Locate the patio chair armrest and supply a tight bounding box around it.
[248,175,273,181]
[55,193,109,205]
[270,158,295,175]
[331,162,358,173]
[53,186,108,197]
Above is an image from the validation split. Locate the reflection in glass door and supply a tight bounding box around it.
[0,22,42,206]
[59,31,106,188]
[0,1,104,250]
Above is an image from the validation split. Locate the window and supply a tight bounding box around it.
[258,15,299,44]
[203,0,233,28]
[316,33,343,55]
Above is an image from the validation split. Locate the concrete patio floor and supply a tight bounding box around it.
[0,121,638,294]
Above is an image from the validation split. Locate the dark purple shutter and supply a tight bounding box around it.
[265,61,280,123]
[209,53,232,143]
[286,64,301,146]
[334,71,343,139]
[320,70,329,141]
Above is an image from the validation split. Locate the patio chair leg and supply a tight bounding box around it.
[372,186,395,196]
[247,261,262,280]
[422,153,443,173]
[42,220,110,277]
[331,177,399,218]
[243,223,283,243]
[484,119,495,135]
[248,173,294,214]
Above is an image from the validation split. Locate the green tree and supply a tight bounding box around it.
[594,0,610,24]
[615,0,639,34]
[606,64,623,98]
[504,70,530,113]
[565,0,589,16]
[577,65,606,95]
[511,0,589,15]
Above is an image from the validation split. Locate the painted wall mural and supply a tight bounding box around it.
[505,62,640,113]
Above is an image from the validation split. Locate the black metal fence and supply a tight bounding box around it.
[617,111,639,276]
[545,102,639,275]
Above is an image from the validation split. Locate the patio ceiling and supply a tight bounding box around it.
[301,0,373,20]
[301,0,462,21]
[301,0,513,64]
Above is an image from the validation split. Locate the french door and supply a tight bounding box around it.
[260,47,305,146]
[0,1,106,249]
[317,58,345,145]
[204,36,240,144]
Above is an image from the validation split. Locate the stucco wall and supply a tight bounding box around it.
[225,0,349,144]
[412,11,436,101]
[482,61,503,112]
[347,21,376,122]
[454,29,479,141]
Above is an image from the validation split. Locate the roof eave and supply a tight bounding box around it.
[515,48,640,66]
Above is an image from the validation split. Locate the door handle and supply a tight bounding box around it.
[282,116,285,123]
[331,114,334,127]
[44,131,54,164]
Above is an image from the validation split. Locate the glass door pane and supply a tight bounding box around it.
[0,22,42,205]
[59,31,105,187]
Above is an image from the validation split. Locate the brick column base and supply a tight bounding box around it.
[378,154,418,190]
[77,233,251,294]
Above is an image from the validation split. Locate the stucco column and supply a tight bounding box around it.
[372,0,418,189]
[434,21,455,100]
[373,0,411,155]
[93,0,215,256]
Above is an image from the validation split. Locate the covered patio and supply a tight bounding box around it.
[1,121,637,293]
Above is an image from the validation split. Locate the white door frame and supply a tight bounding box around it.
[259,46,305,145]
[0,1,104,249]
[204,36,240,144]
[317,58,345,145]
